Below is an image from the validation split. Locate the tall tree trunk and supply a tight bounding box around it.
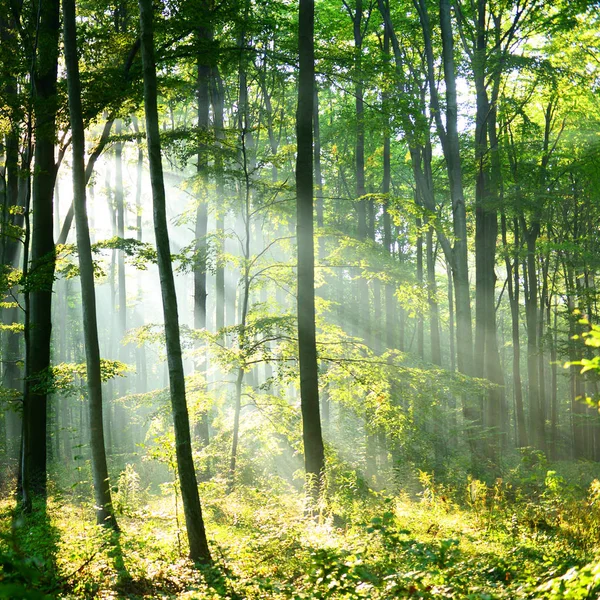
[138,0,211,564]
[472,7,505,460]
[1,81,25,466]
[438,0,473,377]
[296,0,325,498]
[63,0,118,528]
[22,0,60,504]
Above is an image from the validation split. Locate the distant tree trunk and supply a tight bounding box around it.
[501,215,527,448]
[63,0,118,529]
[115,119,126,339]
[138,0,211,564]
[426,225,441,365]
[1,85,25,466]
[446,261,456,373]
[415,0,476,463]
[296,0,325,498]
[131,115,147,394]
[538,251,550,431]
[210,68,226,334]
[104,156,116,454]
[194,15,211,452]
[566,262,584,459]
[114,117,129,451]
[22,0,60,505]
[523,223,546,452]
[314,86,330,428]
[416,216,424,360]
[550,296,558,455]
[228,208,250,485]
[382,85,396,351]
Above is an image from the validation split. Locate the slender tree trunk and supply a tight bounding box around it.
[314,85,330,428]
[297,0,325,498]
[138,0,211,563]
[438,0,473,377]
[523,225,546,452]
[567,262,584,459]
[63,0,118,528]
[446,261,456,373]
[2,102,24,466]
[501,215,527,447]
[131,115,148,394]
[115,118,128,396]
[550,296,558,456]
[426,224,441,365]
[194,15,211,452]
[228,209,250,486]
[382,84,396,351]
[416,217,424,360]
[210,68,226,334]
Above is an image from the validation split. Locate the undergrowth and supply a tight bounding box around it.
[2,458,600,598]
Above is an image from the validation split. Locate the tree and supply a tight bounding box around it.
[296,0,325,498]
[62,0,118,529]
[138,0,212,564]
[22,0,60,506]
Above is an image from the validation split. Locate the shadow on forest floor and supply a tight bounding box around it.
[0,498,61,598]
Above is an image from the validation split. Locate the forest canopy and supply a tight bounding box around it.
[2,0,600,597]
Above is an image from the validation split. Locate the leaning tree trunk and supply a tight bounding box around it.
[63,0,118,529]
[138,0,211,564]
[296,0,325,499]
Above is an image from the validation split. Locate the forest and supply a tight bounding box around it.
[2,0,600,597]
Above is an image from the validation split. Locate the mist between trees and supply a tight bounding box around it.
[2,0,600,598]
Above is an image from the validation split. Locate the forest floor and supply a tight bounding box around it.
[2,460,600,599]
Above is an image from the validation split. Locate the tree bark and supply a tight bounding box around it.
[296,0,325,498]
[138,0,211,564]
[22,0,60,504]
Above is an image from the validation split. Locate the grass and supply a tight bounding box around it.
[2,462,600,598]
